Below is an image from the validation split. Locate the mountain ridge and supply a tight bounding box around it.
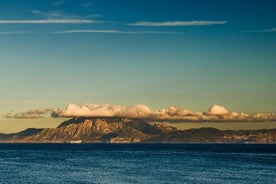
[0,117,275,143]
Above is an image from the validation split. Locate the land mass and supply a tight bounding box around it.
[0,117,275,143]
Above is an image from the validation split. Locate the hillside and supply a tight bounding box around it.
[0,117,275,143]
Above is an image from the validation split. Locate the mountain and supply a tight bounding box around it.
[0,117,275,143]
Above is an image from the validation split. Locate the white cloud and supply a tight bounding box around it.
[52,103,200,120]
[117,104,153,118]
[51,103,276,122]
[253,113,276,120]
[52,104,196,119]
[52,104,153,118]
[4,104,276,122]
[53,104,196,120]
[128,21,227,26]
[205,104,229,115]
[0,19,95,24]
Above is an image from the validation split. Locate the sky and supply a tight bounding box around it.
[0,0,276,133]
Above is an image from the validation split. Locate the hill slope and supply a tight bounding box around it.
[1,117,275,143]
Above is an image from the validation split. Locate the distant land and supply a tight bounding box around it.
[0,117,275,143]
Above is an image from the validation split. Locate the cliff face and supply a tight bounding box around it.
[1,117,276,143]
[8,117,175,143]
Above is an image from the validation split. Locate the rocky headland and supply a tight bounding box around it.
[1,117,275,143]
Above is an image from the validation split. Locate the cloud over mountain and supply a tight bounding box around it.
[52,104,154,118]
[51,103,276,122]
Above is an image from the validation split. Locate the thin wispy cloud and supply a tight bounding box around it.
[4,109,51,119]
[263,28,276,32]
[55,29,177,34]
[0,19,95,24]
[56,29,124,34]
[32,10,64,18]
[129,20,227,26]
[52,0,63,7]
[83,2,93,9]
[0,31,33,35]
[246,27,276,33]
[85,14,103,19]
[0,30,176,35]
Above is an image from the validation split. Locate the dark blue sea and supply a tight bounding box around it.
[0,144,275,184]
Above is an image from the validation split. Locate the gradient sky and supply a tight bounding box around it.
[0,0,276,116]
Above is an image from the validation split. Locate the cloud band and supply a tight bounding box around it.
[0,19,95,24]
[3,104,276,122]
[51,103,276,122]
[129,21,227,26]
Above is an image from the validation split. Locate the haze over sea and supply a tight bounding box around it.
[0,144,275,184]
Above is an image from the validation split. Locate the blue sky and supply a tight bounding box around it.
[0,0,275,114]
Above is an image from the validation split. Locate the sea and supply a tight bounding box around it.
[0,144,275,184]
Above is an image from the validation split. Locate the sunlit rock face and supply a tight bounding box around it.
[14,117,175,143]
[1,117,276,143]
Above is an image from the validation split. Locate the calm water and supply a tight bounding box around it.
[0,144,275,184]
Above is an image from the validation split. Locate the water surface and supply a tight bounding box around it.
[0,144,275,183]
